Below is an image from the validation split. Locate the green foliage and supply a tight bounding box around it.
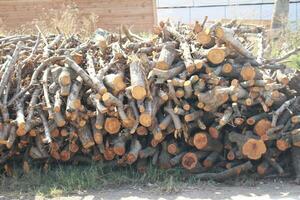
[286,54,300,70]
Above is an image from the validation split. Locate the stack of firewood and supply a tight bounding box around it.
[0,19,300,182]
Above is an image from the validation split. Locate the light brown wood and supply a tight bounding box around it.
[104,117,121,134]
[254,119,272,137]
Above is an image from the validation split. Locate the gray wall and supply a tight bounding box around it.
[157,0,299,29]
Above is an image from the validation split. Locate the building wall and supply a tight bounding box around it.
[0,0,157,32]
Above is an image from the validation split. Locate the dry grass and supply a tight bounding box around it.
[0,4,98,38]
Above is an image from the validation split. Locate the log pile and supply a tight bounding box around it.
[0,20,300,182]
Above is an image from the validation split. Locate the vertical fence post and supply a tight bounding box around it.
[297,3,299,30]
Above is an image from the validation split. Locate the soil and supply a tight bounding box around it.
[11,180,300,200]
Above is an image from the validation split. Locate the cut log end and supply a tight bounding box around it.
[197,31,212,45]
[291,116,300,124]
[16,127,26,136]
[194,59,205,70]
[103,148,115,161]
[254,119,272,137]
[246,118,256,125]
[227,150,235,161]
[186,64,196,74]
[50,128,60,138]
[276,139,290,151]
[113,146,126,156]
[56,119,66,127]
[70,142,79,153]
[127,154,138,165]
[234,117,244,126]
[82,141,95,149]
[167,143,178,155]
[215,26,225,39]
[241,65,256,81]
[136,126,148,136]
[60,150,71,161]
[207,48,226,65]
[104,117,121,134]
[193,132,208,149]
[131,86,147,100]
[153,131,163,141]
[139,113,152,127]
[222,63,233,74]
[113,76,127,92]
[182,152,198,170]
[60,75,71,86]
[93,132,103,144]
[242,139,266,160]
[245,98,253,106]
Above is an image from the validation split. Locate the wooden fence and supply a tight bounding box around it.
[0,0,157,32]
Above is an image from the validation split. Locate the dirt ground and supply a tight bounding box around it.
[5,181,297,200]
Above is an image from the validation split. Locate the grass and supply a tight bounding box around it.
[0,160,276,198]
[268,22,300,70]
[0,163,198,198]
[0,162,267,198]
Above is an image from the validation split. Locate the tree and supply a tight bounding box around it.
[271,0,289,38]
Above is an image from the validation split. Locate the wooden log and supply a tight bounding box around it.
[158,142,172,169]
[254,119,272,137]
[156,42,177,70]
[196,30,215,48]
[127,138,142,164]
[193,132,223,152]
[215,26,255,59]
[180,41,195,73]
[181,151,209,171]
[104,73,126,94]
[203,151,220,168]
[139,147,157,159]
[195,161,253,181]
[113,130,131,156]
[104,117,121,135]
[228,131,267,160]
[170,151,187,166]
[129,59,147,100]
[78,124,95,149]
[206,47,230,65]
[66,76,83,112]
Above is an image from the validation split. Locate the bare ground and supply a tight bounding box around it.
[52,183,300,200]
[3,180,300,200]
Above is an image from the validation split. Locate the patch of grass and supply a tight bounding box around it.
[0,163,201,198]
[268,22,300,69]
[286,54,300,70]
[1,161,274,198]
